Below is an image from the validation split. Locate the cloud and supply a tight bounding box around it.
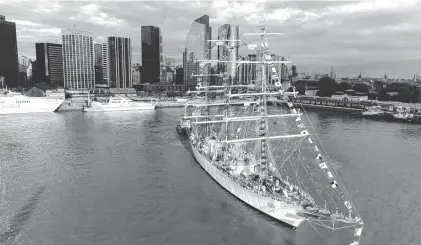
[325,0,419,15]
[266,7,321,24]
[1,0,420,78]
[69,3,127,27]
[210,0,267,24]
[13,20,45,27]
[33,2,63,13]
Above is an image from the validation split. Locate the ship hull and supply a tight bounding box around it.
[83,103,156,112]
[0,98,64,115]
[190,144,306,228]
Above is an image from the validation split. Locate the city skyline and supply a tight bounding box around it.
[1,1,421,78]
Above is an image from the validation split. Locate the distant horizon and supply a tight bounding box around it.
[2,0,421,78]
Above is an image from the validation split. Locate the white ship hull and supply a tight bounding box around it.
[83,103,156,112]
[362,111,382,116]
[0,97,64,115]
[191,144,306,228]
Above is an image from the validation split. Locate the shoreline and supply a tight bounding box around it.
[56,95,421,124]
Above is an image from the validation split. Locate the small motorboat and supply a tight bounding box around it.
[176,117,191,135]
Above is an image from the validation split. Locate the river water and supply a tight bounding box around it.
[1,108,420,245]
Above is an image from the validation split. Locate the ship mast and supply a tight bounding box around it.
[243,24,284,179]
[258,26,268,178]
[186,24,364,245]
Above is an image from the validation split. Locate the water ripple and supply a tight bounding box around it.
[0,109,420,245]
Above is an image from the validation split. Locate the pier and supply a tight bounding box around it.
[284,96,421,123]
[288,96,371,112]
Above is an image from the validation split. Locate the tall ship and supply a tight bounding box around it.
[0,82,65,115]
[82,96,156,112]
[180,25,363,245]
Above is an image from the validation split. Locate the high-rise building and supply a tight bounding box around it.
[106,36,132,88]
[141,25,160,83]
[94,43,102,66]
[35,43,63,85]
[217,24,239,78]
[159,31,164,81]
[132,63,141,85]
[132,70,141,85]
[0,15,19,87]
[292,65,297,77]
[238,54,257,85]
[94,43,103,84]
[61,26,95,89]
[330,66,336,79]
[175,66,184,85]
[102,41,108,82]
[184,15,212,88]
[182,48,187,69]
[165,57,175,71]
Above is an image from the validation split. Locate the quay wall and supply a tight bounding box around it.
[288,96,370,112]
[288,96,421,114]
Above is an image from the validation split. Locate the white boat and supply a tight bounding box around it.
[362,105,384,116]
[393,106,414,121]
[0,88,64,115]
[182,25,363,245]
[82,96,156,112]
[176,116,192,135]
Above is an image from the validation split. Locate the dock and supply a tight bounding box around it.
[285,96,421,124]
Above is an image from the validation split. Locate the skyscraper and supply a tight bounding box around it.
[107,36,132,88]
[141,25,160,83]
[0,15,19,87]
[94,43,102,66]
[238,54,257,85]
[184,15,212,87]
[217,24,239,78]
[94,43,103,84]
[175,66,184,85]
[102,41,109,82]
[159,31,164,81]
[61,26,95,89]
[165,57,175,71]
[292,65,297,77]
[330,66,336,79]
[35,43,63,86]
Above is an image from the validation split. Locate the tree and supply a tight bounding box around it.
[373,80,384,89]
[352,83,369,93]
[316,77,336,97]
[294,80,306,95]
[336,82,351,92]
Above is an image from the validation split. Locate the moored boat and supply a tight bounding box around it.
[361,105,384,117]
[176,117,191,135]
[182,25,364,245]
[0,86,64,115]
[82,96,156,112]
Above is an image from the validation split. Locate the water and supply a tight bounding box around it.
[1,109,421,245]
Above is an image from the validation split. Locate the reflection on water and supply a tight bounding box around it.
[0,109,420,245]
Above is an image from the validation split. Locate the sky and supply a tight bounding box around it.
[1,0,421,78]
